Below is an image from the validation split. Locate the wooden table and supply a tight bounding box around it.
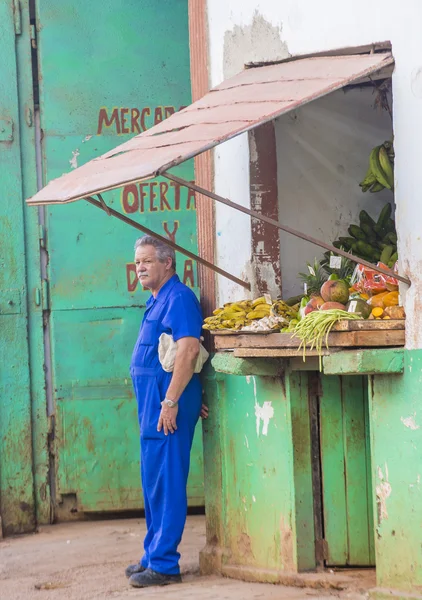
[212,320,405,358]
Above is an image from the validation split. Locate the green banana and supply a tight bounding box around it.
[378,146,394,189]
[379,245,394,264]
[359,166,377,192]
[356,240,378,257]
[370,181,385,193]
[384,232,397,245]
[369,145,392,190]
[361,223,376,238]
[359,210,376,227]
[338,236,356,249]
[348,225,366,241]
[377,203,392,229]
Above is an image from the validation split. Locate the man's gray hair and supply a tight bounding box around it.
[134,235,176,269]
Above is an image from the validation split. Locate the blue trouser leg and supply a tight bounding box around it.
[132,368,201,575]
[140,459,153,568]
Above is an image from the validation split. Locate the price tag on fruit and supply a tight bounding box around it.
[330,256,342,269]
[348,300,357,313]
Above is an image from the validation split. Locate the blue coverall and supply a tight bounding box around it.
[130,274,203,575]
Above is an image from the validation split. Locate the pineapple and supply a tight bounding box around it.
[322,251,355,285]
[298,258,327,297]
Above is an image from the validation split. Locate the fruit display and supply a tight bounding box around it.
[203,296,299,332]
[204,139,405,343]
[331,204,397,267]
[359,141,394,193]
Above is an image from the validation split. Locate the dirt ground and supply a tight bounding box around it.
[0,516,374,600]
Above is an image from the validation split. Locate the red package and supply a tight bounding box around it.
[352,262,398,295]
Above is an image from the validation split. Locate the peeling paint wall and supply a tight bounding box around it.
[207,1,422,348]
[212,11,290,304]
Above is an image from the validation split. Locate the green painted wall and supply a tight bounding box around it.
[368,349,422,597]
[201,365,302,580]
[200,358,375,580]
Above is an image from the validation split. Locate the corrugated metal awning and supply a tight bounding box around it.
[27,51,394,206]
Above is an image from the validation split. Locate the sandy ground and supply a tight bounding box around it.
[0,516,373,600]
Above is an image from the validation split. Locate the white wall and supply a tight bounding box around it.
[276,87,392,298]
[207,0,422,349]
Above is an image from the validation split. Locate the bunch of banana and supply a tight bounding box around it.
[203,299,253,331]
[331,204,398,267]
[359,141,394,193]
[246,296,272,320]
[271,300,299,320]
[203,297,273,331]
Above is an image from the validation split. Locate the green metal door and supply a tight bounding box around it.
[319,375,375,566]
[34,0,204,515]
[0,0,36,535]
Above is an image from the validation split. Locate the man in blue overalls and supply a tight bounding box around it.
[126,235,208,588]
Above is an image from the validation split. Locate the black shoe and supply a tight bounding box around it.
[129,568,182,588]
[125,563,146,578]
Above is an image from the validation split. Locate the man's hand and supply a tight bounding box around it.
[158,403,179,435]
[200,404,209,419]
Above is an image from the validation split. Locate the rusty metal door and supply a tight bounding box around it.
[319,375,375,566]
[34,0,204,516]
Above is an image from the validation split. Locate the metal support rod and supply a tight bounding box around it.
[162,171,411,286]
[85,196,251,291]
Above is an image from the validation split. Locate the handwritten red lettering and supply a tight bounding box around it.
[97,106,184,134]
[121,181,197,214]
[120,108,130,134]
[159,182,171,211]
[162,221,179,243]
[187,185,196,210]
[139,183,148,213]
[183,260,195,287]
[140,107,151,131]
[97,107,121,134]
[122,184,139,213]
[154,107,163,125]
[131,108,141,133]
[170,182,181,210]
[126,264,138,292]
[149,182,158,212]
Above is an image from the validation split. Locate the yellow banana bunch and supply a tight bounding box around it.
[204,295,298,332]
[271,300,299,320]
[360,142,394,193]
[251,296,269,308]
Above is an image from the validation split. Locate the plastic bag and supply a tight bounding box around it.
[350,262,399,296]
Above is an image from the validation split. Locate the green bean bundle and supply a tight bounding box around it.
[293,309,363,369]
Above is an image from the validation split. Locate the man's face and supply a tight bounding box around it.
[134,245,172,292]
